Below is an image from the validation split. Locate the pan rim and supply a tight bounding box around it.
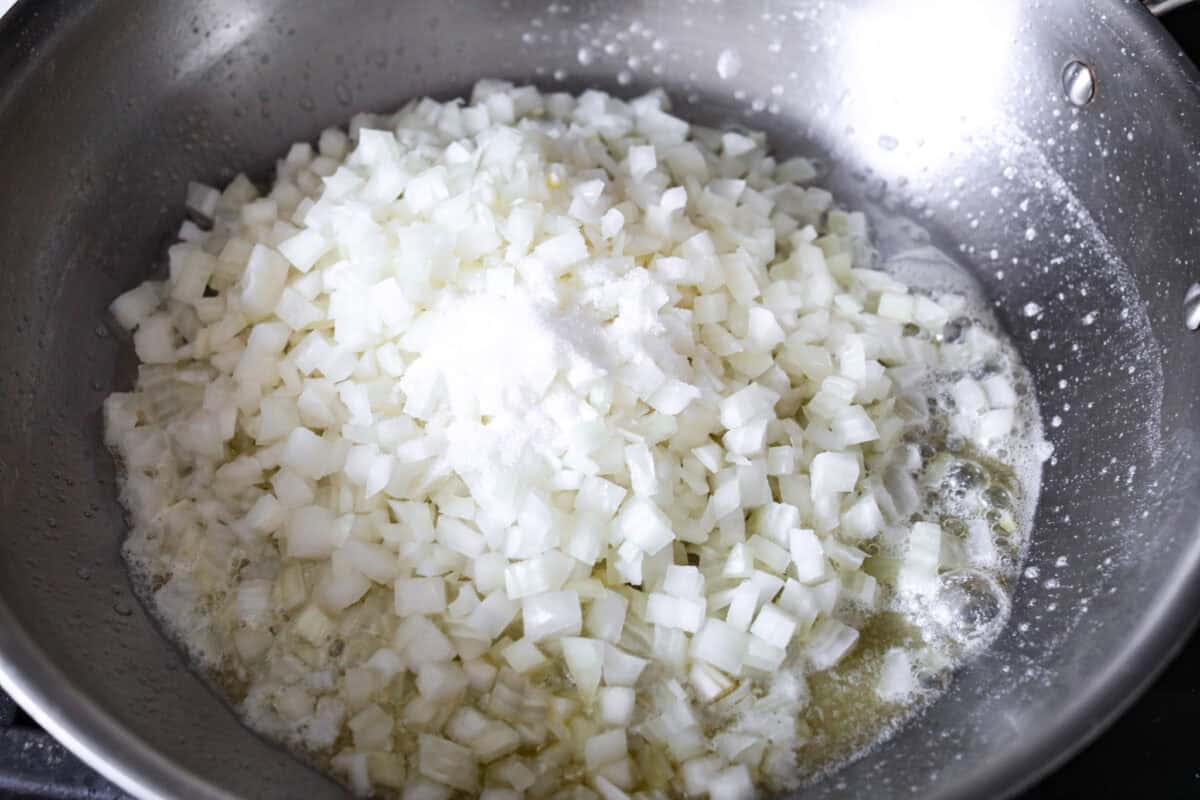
[1,0,1199,798]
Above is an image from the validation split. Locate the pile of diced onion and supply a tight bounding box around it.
[105,81,1023,799]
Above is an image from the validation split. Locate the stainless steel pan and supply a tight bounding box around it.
[1,1,1199,797]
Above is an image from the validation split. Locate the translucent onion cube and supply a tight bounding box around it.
[286,505,339,559]
[662,565,705,598]
[725,581,759,632]
[597,686,636,726]
[689,662,736,703]
[585,591,629,643]
[789,529,827,583]
[898,521,942,595]
[719,383,780,430]
[393,615,456,666]
[521,589,582,642]
[602,644,649,687]
[645,593,705,633]
[615,496,676,555]
[810,451,860,496]
[110,281,164,331]
[743,636,787,673]
[691,618,749,675]
[394,577,447,617]
[748,603,798,650]
[709,764,755,800]
[466,593,519,641]
[502,639,547,673]
[840,494,884,541]
[561,637,605,701]
[747,535,790,572]
[805,618,860,671]
[277,229,331,273]
[681,757,724,798]
[240,244,290,320]
[584,729,627,771]
[876,648,916,702]
[418,734,478,793]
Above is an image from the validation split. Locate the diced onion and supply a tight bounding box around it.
[106,79,1035,800]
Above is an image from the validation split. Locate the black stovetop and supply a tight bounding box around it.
[4,5,1200,800]
[0,690,127,799]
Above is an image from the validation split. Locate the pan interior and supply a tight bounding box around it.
[0,2,1198,798]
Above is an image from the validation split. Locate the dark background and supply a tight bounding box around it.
[3,4,1200,800]
[1019,642,1200,798]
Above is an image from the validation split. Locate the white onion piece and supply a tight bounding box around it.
[876,648,917,702]
[898,522,944,596]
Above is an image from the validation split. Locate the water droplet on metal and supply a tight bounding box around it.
[1062,60,1095,106]
[716,48,742,80]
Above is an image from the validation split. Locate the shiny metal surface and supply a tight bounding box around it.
[1145,0,1198,16]
[1,1,1199,798]
[1185,285,1200,331]
[1061,60,1097,106]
